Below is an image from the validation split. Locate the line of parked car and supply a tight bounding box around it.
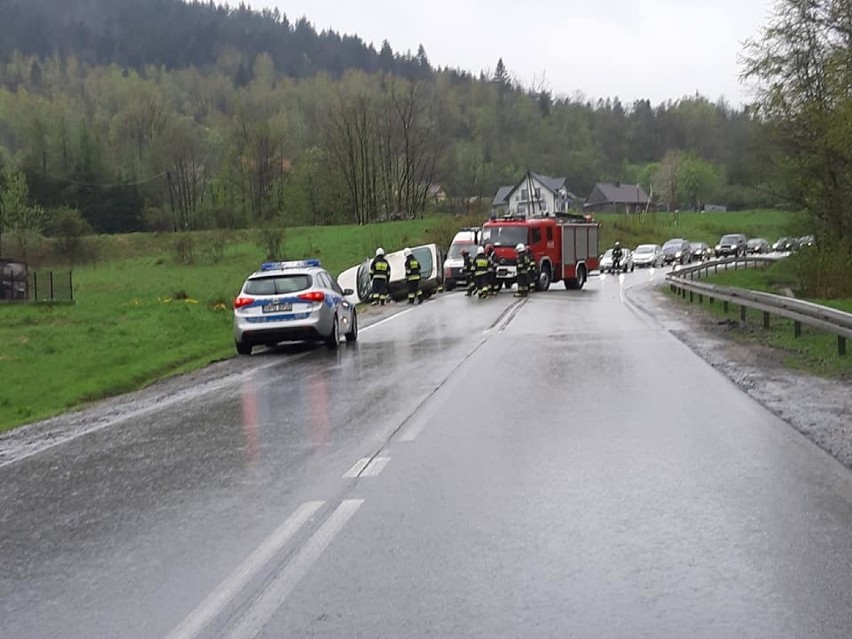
[599,233,815,273]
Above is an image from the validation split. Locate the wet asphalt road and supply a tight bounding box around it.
[3,271,852,638]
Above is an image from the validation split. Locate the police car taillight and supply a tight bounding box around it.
[298,291,325,303]
[233,296,254,309]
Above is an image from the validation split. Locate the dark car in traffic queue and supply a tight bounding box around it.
[794,235,816,251]
[772,236,794,252]
[689,241,712,262]
[714,233,747,258]
[661,238,692,265]
[233,259,358,355]
[747,238,770,254]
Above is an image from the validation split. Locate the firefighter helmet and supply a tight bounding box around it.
[516,243,525,252]
[403,247,412,256]
[375,247,385,257]
[476,246,485,255]
[615,241,621,248]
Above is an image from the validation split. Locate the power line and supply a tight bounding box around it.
[36,171,168,189]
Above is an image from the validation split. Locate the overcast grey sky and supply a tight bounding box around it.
[243,0,774,105]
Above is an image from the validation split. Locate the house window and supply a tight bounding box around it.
[535,188,541,199]
[518,205,526,215]
[521,189,529,201]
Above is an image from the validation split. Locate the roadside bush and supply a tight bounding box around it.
[790,243,852,299]
[255,225,285,260]
[174,233,195,265]
[425,212,482,250]
[198,230,229,263]
[46,208,92,262]
[145,207,173,233]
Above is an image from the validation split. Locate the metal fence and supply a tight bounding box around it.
[29,270,74,303]
[667,256,851,356]
[0,261,74,303]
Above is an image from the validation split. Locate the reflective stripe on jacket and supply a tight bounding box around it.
[405,256,421,280]
[370,258,390,279]
[473,256,489,275]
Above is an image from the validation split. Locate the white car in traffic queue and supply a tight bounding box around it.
[632,244,664,268]
[233,260,358,355]
[599,247,634,273]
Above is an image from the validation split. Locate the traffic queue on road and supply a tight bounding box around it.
[232,214,807,355]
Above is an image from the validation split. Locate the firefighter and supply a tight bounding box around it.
[612,241,624,273]
[461,248,475,297]
[525,245,537,293]
[404,247,423,304]
[485,243,499,295]
[369,247,391,305]
[514,243,529,297]
[473,246,490,299]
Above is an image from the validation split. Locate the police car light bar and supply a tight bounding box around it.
[261,259,322,271]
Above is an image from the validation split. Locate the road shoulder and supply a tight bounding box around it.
[0,301,408,468]
[628,281,852,470]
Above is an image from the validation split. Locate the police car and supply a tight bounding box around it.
[233,260,358,355]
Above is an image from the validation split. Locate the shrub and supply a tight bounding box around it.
[46,208,92,262]
[145,207,173,233]
[198,230,229,263]
[174,233,195,265]
[790,243,852,299]
[255,225,285,260]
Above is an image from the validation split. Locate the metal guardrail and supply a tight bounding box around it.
[666,256,851,356]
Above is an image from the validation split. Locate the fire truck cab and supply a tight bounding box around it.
[481,214,600,290]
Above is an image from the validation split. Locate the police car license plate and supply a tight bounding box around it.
[263,302,292,313]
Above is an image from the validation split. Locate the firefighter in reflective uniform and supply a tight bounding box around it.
[461,248,475,297]
[369,247,391,305]
[612,241,624,273]
[514,243,529,297]
[524,246,537,293]
[404,247,423,304]
[473,246,490,299]
[485,243,499,295]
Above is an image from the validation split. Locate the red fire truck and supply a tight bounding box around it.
[481,214,600,290]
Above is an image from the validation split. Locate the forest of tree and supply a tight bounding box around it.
[0,0,776,249]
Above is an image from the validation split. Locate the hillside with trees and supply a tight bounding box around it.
[0,0,775,259]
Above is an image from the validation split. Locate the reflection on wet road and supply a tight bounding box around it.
[3,272,852,638]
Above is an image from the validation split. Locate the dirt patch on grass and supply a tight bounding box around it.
[629,282,852,469]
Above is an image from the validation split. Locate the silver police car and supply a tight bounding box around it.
[233,260,358,355]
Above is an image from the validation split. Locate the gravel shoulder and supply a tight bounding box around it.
[627,280,852,469]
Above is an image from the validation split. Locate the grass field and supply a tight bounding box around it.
[0,209,808,431]
[669,260,852,379]
[0,218,443,431]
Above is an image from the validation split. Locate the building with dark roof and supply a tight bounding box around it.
[585,182,650,213]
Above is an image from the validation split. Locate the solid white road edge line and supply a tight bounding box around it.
[164,500,324,639]
[342,458,371,479]
[359,307,414,333]
[226,499,365,639]
[361,456,391,476]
